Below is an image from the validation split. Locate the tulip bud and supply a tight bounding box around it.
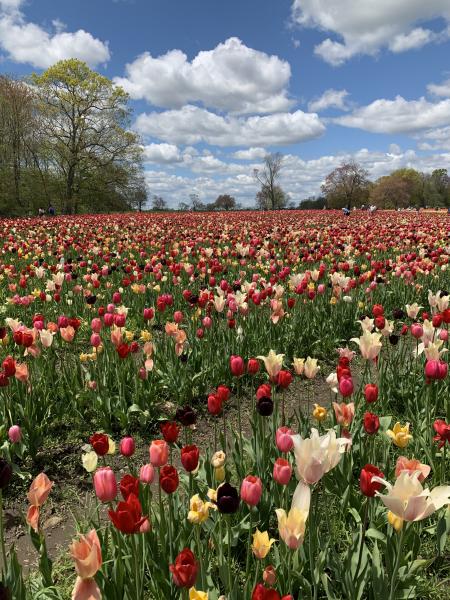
[410,323,423,339]
[8,425,21,443]
[139,464,155,484]
[247,358,260,375]
[207,394,222,415]
[273,458,292,485]
[93,467,117,502]
[119,436,135,457]
[149,440,169,467]
[275,426,294,453]
[339,376,354,397]
[240,475,263,506]
[364,383,378,403]
[363,412,380,434]
[230,355,245,377]
[263,566,276,586]
[360,464,384,497]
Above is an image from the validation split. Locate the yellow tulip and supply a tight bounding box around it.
[81,451,98,473]
[189,587,208,599]
[214,466,225,483]
[387,511,404,532]
[387,422,412,448]
[188,495,215,524]
[252,529,275,559]
[312,404,327,422]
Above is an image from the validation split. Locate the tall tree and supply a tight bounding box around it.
[0,75,36,212]
[255,184,287,210]
[215,194,236,211]
[254,153,284,210]
[32,59,142,214]
[322,161,370,209]
[370,173,412,208]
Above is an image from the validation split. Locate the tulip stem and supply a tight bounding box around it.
[0,491,6,577]
[226,516,233,595]
[245,507,252,579]
[389,526,405,600]
[354,499,369,584]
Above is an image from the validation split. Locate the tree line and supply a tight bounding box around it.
[0,60,146,216]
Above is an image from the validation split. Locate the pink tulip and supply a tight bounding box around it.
[60,326,75,342]
[90,333,101,347]
[174,311,183,324]
[273,458,292,485]
[103,313,114,327]
[119,437,135,457]
[395,456,430,482]
[91,318,102,333]
[439,329,449,341]
[107,303,115,313]
[8,425,21,443]
[149,440,169,467]
[202,316,212,328]
[230,355,245,377]
[112,292,121,304]
[93,467,117,502]
[139,464,155,484]
[240,475,263,506]
[411,323,423,339]
[276,427,294,453]
[339,376,354,397]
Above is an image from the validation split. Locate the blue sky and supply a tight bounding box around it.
[1,0,450,206]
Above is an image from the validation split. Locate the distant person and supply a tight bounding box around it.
[48,204,55,216]
[38,207,45,217]
[342,207,350,216]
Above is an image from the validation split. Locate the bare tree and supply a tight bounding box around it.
[189,193,204,211]
[322,161,370,209]
[152,195,167,211]
[178,201,189,211]
[254,153,284,210]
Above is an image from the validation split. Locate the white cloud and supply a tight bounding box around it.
[144,146,450,208]
[114,37,293,114]
[427,78,450,97]
[291,0,450,65]
[0,1,110,68]
[416,125,450,150]
[135,105,325,146]
[335,96,450,134]
[232,147,267,160]
[308,89,349,112]
[143,143,182,164]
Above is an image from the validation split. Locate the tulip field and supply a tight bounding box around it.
[0,209,450,600]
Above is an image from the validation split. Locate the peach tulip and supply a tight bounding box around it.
[373,471,450,521]
[60,326,75,342]
[70,529,102,579]
[28,473,53,507]
[395,457,431,483]
[14,363,29,382]
[72,576,101,600]
[332,402,355,427]
[26,505,40,532]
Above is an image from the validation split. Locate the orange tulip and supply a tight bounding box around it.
[60,325,75,342]
[72,576,101,600]
[70,529,102,579]
[26,505,40,532]
[27,473,53,507]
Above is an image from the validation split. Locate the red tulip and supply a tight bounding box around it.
[276,370,293,389]
[363,412,380,435]
[364,384,378,404]
[108,493,146,534]
[169,548,198,588]
[119,474,140,500]
[2,356,15,377]
[216,385,230,402]
[207,394,222,415]
[180,445,199,472]
[433,419,450,448]
[160,421,180,444]
[247,358,260,375]
[159,465,179,493]
[90,433,110,456]
[360,464,384,497]
[372,304,384,317]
